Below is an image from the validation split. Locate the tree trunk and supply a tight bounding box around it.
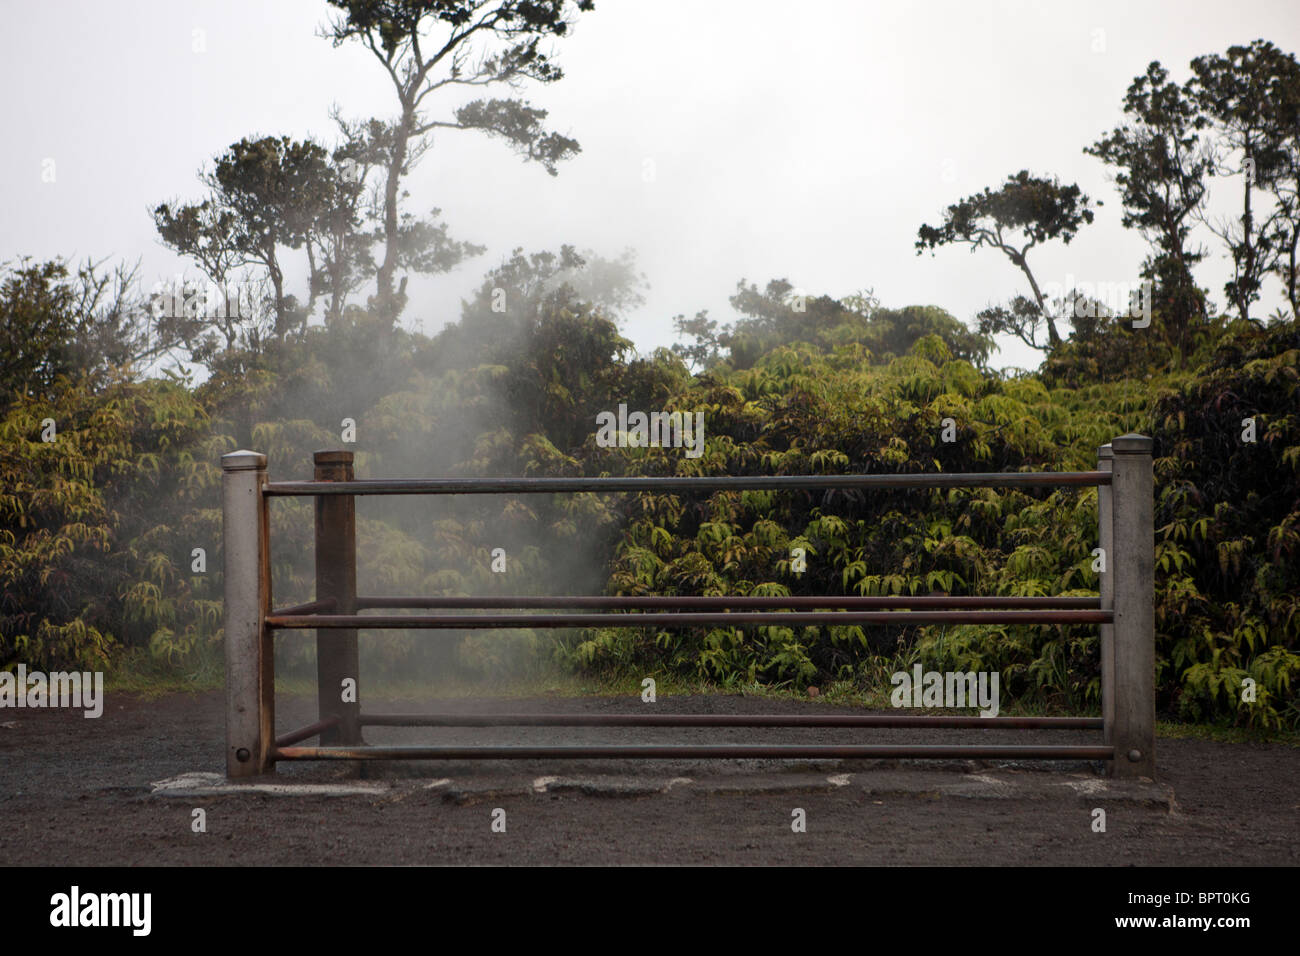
[375,110,413,327]
[1018,259,1061,348]
[1286,226,1298,319]
[1238,162,1256,321]
[269,258,286,339]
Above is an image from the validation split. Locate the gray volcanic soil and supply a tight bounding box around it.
[1,690,1295,866]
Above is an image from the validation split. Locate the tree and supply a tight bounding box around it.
[972,296,1050,354]
[671,279,991,371]
[1085,61,1212,350]
[1271,72,1300,319]
[323,0,592,323]
[916,171,1099,350]
[154,131,482,365]
[454,244,646,333]
[1189,40,1300,320]
[1248,45,1300,320]
[311,114,387,326]
[554,247,647,317]
[0,257,172,407]
[458,244,583,330]
[868,304,993,367]
[671,310,722,373]
[1,259,88,404]
[154,136,338,350]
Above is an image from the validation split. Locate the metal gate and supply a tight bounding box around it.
[221,435,1155,779]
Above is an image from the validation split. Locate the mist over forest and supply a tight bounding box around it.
[3,1,1299,731]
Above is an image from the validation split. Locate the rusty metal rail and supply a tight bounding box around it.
[264,471,1110,496]
[350,594,1102,609]
[222,437,1156,780]
[268,711,1104,761]
[270,597,338,617]
[268,594,1103,618]
[275,744,1117,761]
[357,713,1102,729]
[267,610,1112,629]
[274,715,341,748]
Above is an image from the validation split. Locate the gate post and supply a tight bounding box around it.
[1097,443,1115,763]
[314,450,361,745]
[223,450,274,777]
[1109,434,1155,778]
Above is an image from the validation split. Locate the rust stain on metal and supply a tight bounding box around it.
[274,715,343,748]
[264,471,1112,496]
[267,610,1113,629]
[274,744,1116,761]
[314,451,361,746]
[355,713,1103,730]
[353,595,1100,610]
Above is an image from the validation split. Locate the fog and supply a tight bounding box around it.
[4,0,1297,374]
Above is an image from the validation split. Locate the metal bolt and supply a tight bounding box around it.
[1127,749,1142,762]
[236,747,251,762]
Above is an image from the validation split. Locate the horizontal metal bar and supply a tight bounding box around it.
[267,610,1113,629]
[263,472,1111,496]
[356,595,1100,610]
[274,744,1116,761]
[274,715,342,748]
[268,597,338,618]
[358,713,1103,729]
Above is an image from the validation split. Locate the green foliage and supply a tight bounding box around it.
[1147,318,1300,728]
[673,279,993,372]
[1,376,212,670]
[1,257,168,404]
[1084,61,1212,345]
[321,0,592,321]
[1188,40,1300,321]
[6,255,1298,729]
[8,21,1300,734]
[565,335,1122,693]
[917,170,1100,350]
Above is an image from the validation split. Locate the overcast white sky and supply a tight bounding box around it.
[3,0,1297,372]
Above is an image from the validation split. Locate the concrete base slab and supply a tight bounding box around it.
[150,771,392,798]
[151,766,1175,811]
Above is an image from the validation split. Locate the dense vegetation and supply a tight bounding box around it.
[3,6,1298,730]
[4,253,1297,727]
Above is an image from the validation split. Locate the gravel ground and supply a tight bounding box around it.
[1,690,1296,866]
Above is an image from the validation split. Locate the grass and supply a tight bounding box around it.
[1155,720,1300,746]
[103,646,224,698]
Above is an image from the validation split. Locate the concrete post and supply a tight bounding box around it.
[223,450,273,777]
[1097,444,1114,758]
[1109,434,1155,778]
[314,450,361,745]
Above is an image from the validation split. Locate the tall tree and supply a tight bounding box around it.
[154,136,338,350]
[324,113,486,325]
[1085,62,1212,351]
[671,310,722,373]
[1253,46,1300,320]
[1189,40,1300,320]
[1270,76,1300,319]
[323,0,593,323]
[155,131,481,365]
[916,171,1099,350]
